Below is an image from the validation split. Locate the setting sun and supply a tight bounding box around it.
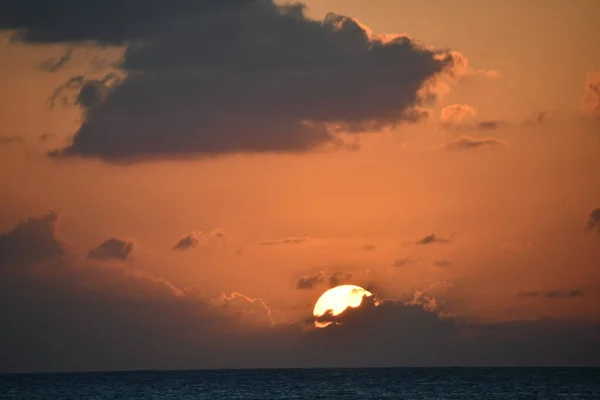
[313,285,374,327]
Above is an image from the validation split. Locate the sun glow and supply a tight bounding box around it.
[312,285,374,327]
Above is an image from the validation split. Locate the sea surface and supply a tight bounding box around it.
[1,368,599,399]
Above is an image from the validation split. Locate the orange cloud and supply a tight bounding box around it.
[582,72,600,115]
[440,104,478,123]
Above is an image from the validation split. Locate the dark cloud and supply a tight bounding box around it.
[477,121,502,130]
[296,273,324,290]
[296,270,351,289]
[329,271,352,287]
[445,136,507,150]
[441,118,512,133]
[587,208,600,232]
[173,233,198,251]
[0,0,252,45]
[361,244,376,251]
[39,48,72,72]
[311,298,599,367]
[48,74,121,108]
[0,213,64,268]
[257,237,310,246]
[518,289,584,299]
[2,1,464,161]
[416,233,452,245]
[0,135,24,145]
[88,238,133,261]
[2,215,599,373]
[172,230,226,251]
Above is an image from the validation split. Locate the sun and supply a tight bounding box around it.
[313,284,374,327]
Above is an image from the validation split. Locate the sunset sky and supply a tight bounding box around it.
[1,0,599,372]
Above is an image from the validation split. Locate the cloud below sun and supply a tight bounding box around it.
[1,213,600,371]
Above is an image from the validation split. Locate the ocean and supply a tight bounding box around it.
[1,368,599,399]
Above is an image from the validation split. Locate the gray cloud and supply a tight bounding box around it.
[258,237,310,246]
[173,233,198,251]
[296,273,324,290]
[172,229,226,251]
[88,238,133,261]
[0,0,250,45]
[416,233,452,245]
[2,214,599,373]
[518,289,584,299]
[445,136,507,150]
[587,208,600,232]
[477,121,503,130]
[329,271,352,287]
[311,297,599,367]
[39,48,72,72]
[1,1,464,161]
[0,213,64,268]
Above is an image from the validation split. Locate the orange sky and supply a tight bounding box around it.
[0,0,599,371]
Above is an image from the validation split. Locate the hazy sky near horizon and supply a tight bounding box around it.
[1,0,599,372]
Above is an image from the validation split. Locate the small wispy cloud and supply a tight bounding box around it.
[88,238,133,261]
[517,289,584,299]
[416,233,453,245]
[444,136,507,150]
[257,237,310,246]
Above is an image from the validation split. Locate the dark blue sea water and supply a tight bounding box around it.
[1,368,599,399]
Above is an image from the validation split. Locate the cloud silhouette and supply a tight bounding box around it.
[518,289,584,299]
[172,229,226,251]
[172,233,199,251]
[2,216,600,373]
[416,233,452,245]
[258,237,310,246]
[0,0,248,44]
[329,271,352,287]
[296,273,324,290]
[2,1,464,161]
[39,48,72,72]
[0,213,64,268]
[587,208,600,232]
[88,238,133,261]
[477,121,503,130]
[444,136,507,150]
